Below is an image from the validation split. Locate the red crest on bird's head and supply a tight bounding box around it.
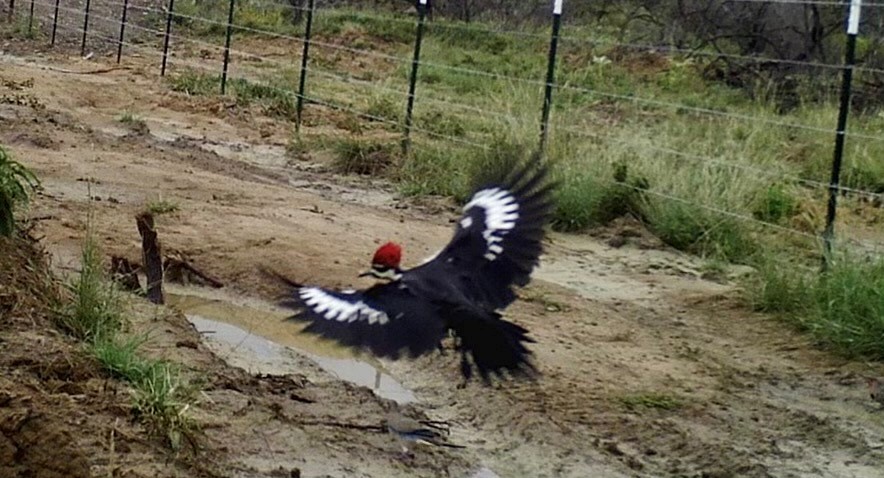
[372,242,402,268]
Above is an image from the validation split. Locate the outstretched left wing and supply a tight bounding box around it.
[279,282,447,360]
[420,155,555,311]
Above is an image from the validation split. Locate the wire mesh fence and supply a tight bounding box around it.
[2,0,883,266]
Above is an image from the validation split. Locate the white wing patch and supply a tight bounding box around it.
[464,187,520,261]
[299,287,390,325]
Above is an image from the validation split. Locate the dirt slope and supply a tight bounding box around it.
[1,44,883,478]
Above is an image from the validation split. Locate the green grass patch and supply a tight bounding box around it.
[314,10,415,44]
[57,230,125,342]
[551,159,649,232]
[364,93,402,125]
[0,145,40,237]
[146,198,180,215]
[415,108,467,138]
[169,70,297,118]
[132,358,198,450]
[752,183,798,224]
[119,111,140,124]
[58,227,199,449]
[94,335,199,449]
[168,70,220,96]
[328,137,400,175]
[397,143,470,197]
[230,78,298,117]
[643,201,757,263]
[93,334,151,379]
[119,111,149,134]
[11,16,41,40]
[748,253,884,360]
[397,135,534,200]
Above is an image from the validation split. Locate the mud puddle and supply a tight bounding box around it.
[165,289,416,404]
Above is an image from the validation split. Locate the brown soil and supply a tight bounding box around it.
[1,24,883,478]
[0,232,211,478]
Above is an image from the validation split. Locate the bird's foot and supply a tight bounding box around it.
[396,448,416,461]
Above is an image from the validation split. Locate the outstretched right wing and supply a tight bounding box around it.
[279,282,447,360]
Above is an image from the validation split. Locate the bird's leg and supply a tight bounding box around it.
[458,352,472,389]
[396,445,415,461]
[437,329,459,356]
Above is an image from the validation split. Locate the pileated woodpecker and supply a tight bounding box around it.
[271,155,555,383]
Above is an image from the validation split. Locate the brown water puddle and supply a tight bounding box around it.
[165,288,417,404]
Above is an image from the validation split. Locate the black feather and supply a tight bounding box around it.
[268,153,556,385]
[447,309,537,384]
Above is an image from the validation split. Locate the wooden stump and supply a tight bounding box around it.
[135,212,164,304]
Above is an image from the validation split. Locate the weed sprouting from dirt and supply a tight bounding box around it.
[0,144,40,237]
[59,225,199,449]
[752,183,798,224]
[118,111,149,134]
[169,70,220,96]
[168,70,297,118]
[58,228,125,342]
[551,160,649,232]
[93,332,200,449]
[147,198,180,215]
[619,392,683,411]
[699,259,730,282]
[802,257,884,359]
[132,359,200,450]
[643,201,757,263]
[93,333,150,379]
[285,135,311,161]
[749,255,813,315]
[119,112,139,124]
[519,288,568,313]
[748,252,884,360]
[329,137,399,176]
[230,78,298,118]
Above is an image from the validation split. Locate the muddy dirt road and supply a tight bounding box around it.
[1,44,883,478]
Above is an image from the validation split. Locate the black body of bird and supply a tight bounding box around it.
[267,153,555,383]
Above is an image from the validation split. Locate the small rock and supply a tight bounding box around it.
[604,441,625,456]
[175,340,199,350]
[607,236,626,248]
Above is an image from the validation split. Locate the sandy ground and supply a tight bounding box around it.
[1,35,884,478]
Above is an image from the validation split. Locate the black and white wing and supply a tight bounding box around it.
[422,155,555,310]
[279,283,447,360]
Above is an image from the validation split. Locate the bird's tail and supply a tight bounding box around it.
[448,310,537,384]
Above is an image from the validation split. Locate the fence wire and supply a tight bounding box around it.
[5,0,884,259]
[44,0,884,144]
